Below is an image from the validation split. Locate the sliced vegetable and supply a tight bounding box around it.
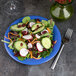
[4,36,12,42]
[9,32,19,36]
[9,45,14,49]
[33,56,41,59]
[17,38,26,42]
[22,35,33,40]
[29,22,35,27]
[36,43,43,52]
[28,40,31,43]
[8,42,14,49]
[22,31,28,35]
[19,48,29,57]
[31,38,37,44]
[1,40,10,44]
[41,37,51,49]
[22,16,30,23]
[28,43,33,48]
[23,28,28,32]
[33,41,40,44]
[29,51,33,58]
[8,43,14,47]
[14,41,27,51]
[33,26,45,34]
[41,29,48,34]
[10,24,26,31]
[18,23,23,25]
[52,40,57,45]
[35,34,40,39]
[32,23,42,31]
[47,28,51,33]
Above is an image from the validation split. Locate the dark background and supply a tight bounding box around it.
[0,0,76,76]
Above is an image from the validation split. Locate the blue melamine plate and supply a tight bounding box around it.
[4,16,61,65]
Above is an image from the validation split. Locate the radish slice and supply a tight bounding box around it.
[19,48,29,57]
[41,29,48,34]
[28,43,33,48]
[36,43,43,52]
[35,34,40,39]
[23,35,33,40]
[29,22,35,27]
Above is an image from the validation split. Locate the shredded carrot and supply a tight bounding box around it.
[4,36,9,39]
[54,40,57,44]
[33,56,41,59]
[47,28,51,33]
[37,21,41,23]
[9,32,19,36]
[18,38,25,42]
[28,50,33,58]
[33,41,40,44]
[28,50,41,59]
[31,38,37,44]
[28,40,31,43]
[29,51,33,58]
[8,32,10,38]
[4,36,12,42]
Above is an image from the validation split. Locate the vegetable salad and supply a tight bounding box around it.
[2,16,57,61]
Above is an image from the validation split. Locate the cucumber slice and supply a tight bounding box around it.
[33,26,45,34]
[41,37,51,49]
[10,25,26,31]
[18,23,23,25]
[32,23,42,31]
[41,20,48,26]
[22,16,30,23]
[14,41,27,51]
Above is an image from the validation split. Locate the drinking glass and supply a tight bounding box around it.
[2,0,23,15]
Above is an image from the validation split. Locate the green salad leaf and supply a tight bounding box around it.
[22,16,31,23]
[8,42,14,50]
[48,20,55,28]
[18,56,26,61]
[29,19,36,22]
[26,53,30,58]
[19,32,23,37]
[41,33,53,38]
[41,20,48,26]
[41,48,53,58]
